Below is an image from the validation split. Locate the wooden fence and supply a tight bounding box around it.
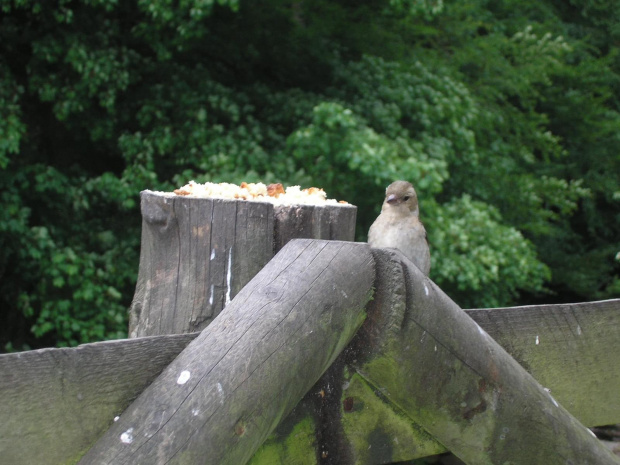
[1,193,619,465]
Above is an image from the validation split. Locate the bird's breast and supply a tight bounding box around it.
[368,214,430,275]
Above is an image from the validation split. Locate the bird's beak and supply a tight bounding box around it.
[386,194,398,205]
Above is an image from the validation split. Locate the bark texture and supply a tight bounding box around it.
[79,239,374,465]
[129,191,357,337]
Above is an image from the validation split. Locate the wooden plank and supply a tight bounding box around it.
[0,333,198,465]
[232,200,276,302]
[78,239,374,465]
[129,191,275,337]
[466,299,620,427]
[129,192,182,336]
[353,248,620,465]
[273,203,357,252]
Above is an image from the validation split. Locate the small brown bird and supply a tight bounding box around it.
[368,180,431,275]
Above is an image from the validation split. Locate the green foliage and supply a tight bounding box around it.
[0,0,618,350]
[0,66,25,168]
[388,0,444,20]
[0,164,140,349]
[435,1,620,301]
[427,196,550,308]
[287,100,446,209]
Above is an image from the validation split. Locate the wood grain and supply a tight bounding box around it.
[273,203,357,252]
[250,298,620,464]
[467,300,620,427]
[354,248,620,465]
[79,239,374,465]
[129,191,274,337]
[1,242,618,464]
[129,191,357,337]
[0,333,198,465]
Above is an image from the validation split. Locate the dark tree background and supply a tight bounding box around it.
[1,0,618,350]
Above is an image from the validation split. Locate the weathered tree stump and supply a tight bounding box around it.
[129,190,357,337]
[79,239,374,465]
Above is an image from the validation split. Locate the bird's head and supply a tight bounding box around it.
[383,180,419,216]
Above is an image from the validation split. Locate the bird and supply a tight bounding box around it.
[368,180,431,275]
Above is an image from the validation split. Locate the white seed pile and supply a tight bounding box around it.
[171,181,348,206]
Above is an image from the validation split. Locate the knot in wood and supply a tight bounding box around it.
[260,285,282,300]
[234,420,246,437]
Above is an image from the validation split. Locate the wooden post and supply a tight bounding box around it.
[352,248,620,465]
[79,239,374,465]
[128,190,357,337]
[274,203,356,251]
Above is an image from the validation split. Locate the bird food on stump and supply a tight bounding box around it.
[129,182,356,337]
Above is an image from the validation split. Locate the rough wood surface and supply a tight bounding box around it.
[467,299,620,427]
[273,203,357,252]
[129,190,357,337]
[2,297,617,465]
[2,241,619,464]
[79,239,374,465]
[129,190,275,337]
[0,333,198,465]
[250,298,620,465]
[353,248,620,465]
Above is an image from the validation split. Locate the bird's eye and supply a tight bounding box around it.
[403,196,410,201]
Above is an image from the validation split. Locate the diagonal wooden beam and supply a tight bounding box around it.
[78,239,374,464]
[352,248,620,464]
[1,242,619,464]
